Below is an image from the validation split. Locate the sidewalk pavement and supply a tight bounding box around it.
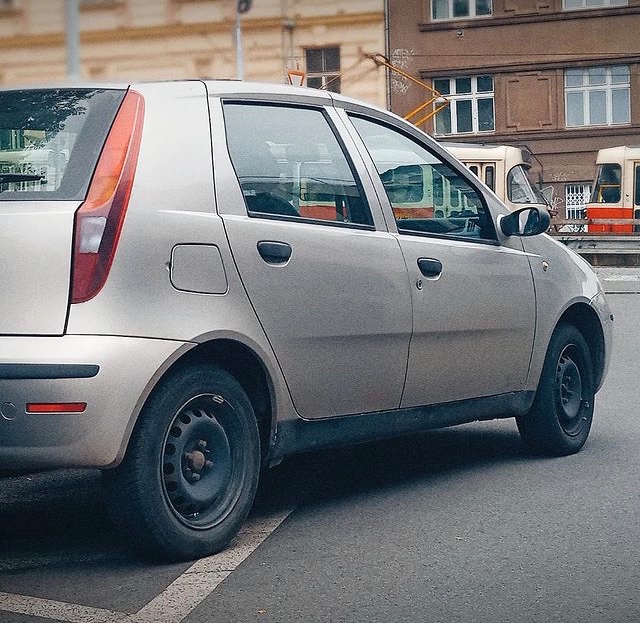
[594,267,640,294]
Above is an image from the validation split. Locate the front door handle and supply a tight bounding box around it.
[257,241,292,264]
[417,257,442,278]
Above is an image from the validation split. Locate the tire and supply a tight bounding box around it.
[516,323,595,456]
[103,364,260,561]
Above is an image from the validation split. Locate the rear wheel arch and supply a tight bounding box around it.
[117,339,275,471]
[167,339,275,465]
[104,362,261,560]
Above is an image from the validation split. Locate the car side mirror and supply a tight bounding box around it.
[499,206,551,237]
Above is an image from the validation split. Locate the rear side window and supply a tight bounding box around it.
[0,88,125,201]
[223,102,373,227]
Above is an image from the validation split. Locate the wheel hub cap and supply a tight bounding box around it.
[161,396,234,525]
[555,347,583,434]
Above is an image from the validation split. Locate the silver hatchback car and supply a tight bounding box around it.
[0,80,612,561]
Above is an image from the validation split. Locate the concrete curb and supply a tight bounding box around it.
[595,267,640,294]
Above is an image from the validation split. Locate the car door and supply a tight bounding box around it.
[212,98,413,419]
[345,113,536,408]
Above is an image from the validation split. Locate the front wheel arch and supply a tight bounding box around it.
[557,303,606,391]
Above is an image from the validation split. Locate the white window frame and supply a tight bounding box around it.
[564,65,630,128]
[563,0,627,10]
[433,76,494,136]
[432,0,493,21]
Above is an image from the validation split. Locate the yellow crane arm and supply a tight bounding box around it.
[366,53,449,128]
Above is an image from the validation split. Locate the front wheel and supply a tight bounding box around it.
[104,364,260,561]
[517,323,595,456]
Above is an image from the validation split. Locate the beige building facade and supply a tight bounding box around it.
[0,0,386,106]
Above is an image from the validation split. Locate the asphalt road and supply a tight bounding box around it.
[0,291,638,623]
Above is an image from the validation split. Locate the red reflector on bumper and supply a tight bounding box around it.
[26,402,87,414]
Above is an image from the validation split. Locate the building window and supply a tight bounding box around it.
[433,75,494,135]
[565,65,630,127]
[565,183,591,219]
[432,0,492,20]
[306,48,340,93]
[563,0,627,9]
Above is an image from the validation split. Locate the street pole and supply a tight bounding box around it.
[235,0,251,81]
[235,9,244,81]
[65,0,80,80]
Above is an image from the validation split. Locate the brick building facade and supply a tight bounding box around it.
[386,0,640,215]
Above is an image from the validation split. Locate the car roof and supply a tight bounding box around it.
[202,79,332,100]
[0,79,393,114]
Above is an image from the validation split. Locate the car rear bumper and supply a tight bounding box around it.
[0,334,191,470]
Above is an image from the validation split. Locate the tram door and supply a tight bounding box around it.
[635,162,640,232]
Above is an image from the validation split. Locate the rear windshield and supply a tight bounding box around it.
[0,88,126,201]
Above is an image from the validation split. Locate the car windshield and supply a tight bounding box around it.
[0,88,125,201]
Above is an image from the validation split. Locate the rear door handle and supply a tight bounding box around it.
[257,241,292,264]
[417,257,442,278]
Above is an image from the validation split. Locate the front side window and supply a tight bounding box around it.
[223,103,372,227]
[433,76,494,135]
[350,115,496,242]
[432,0,492,20]
[305,47,341,93]
[591,164,622,203]
[563,0,627,9]
[565,65,630,127]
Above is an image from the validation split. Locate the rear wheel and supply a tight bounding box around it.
[517,323,595,456]
[104,364,260,561]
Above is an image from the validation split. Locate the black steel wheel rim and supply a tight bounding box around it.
[555,345,585,436]
[160,393,247,529]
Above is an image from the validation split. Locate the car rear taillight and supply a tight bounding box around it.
[71,90,144,303]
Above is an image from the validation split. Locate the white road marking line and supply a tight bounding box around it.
[0,508,293,623]
[132,509,293,623]
[0,593,125,623]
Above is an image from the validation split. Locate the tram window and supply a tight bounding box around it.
[434,174,444,208]
[635,165,640,207]
[592,163,621,204]
[485,165,495,192]
[380,164,424,203]
[469,165,479,176]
